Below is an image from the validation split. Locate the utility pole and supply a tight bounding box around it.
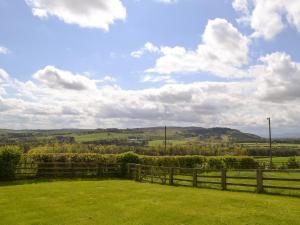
[164,125,167,152]
[267,117,272,169]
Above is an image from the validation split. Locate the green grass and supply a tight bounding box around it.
[148,139,190,146]
[72,132,129,142]
[256,156,300,163]
[1,179,300,225]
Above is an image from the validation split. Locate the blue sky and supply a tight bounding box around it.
[1,0,300,137]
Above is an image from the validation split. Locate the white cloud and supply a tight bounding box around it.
[233,0,300,40]
[103,75,117,82]
[25,0,126,31]
[0,46,9,54]
[1,57,300,135]
[251,52,300,102]
[156,0,177,4]
[232,0,249,14]
[0,69,10,83]
[146,18,250,78]
[142,74,176,84]
[33,66,97,90]
[131,42,160,58]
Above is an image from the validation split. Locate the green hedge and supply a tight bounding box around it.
[0,146,22,180]
[23,152,258,170]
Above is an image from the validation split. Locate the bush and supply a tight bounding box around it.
[239,157,259,169]
[287,157,299,169]
[0,146,22,181]
[117,152,140,165]
[117,152,140,175]
[23,153,258,172]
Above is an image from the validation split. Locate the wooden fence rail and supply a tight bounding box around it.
[127,164,300,194]
[15,162,122,179]
[11,162,300,195]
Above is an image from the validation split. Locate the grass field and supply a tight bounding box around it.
[1,180,300,225]
[256,156,300,163]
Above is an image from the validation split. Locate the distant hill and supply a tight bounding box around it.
[131,126,264,143]
[0,126,264,144]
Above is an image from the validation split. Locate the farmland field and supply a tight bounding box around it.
[256,156,300,163]
[1,179,300,225]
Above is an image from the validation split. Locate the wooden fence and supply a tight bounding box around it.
[127,164,300,194]
[15,162,122,179]
[12,162,300,195]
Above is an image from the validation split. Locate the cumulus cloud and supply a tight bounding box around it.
[1,57,300,135]
[25,0,126,31]
[146,18,250,78]
[252,52,300,102]
[131,42,160,58]
[232,0,249,14]
[33,66,97,90]
[232,0,300,40]
[0,46,9,54]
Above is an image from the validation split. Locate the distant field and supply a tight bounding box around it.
[241,142,300,149]
[72,132,130,142]
[256,156,300,163]
[1,180,300,225]
[148,139,191,146]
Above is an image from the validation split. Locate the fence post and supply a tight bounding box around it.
[96,163,101,177]
[138,165,142,182]
[71,162,74,178]
[135,164,139,181]
[256,169,264,193]
[193,169,197,187]
[135,164,142,182]
[169,167,174,185]
[151,166,154,183]
[127,164,131,178]
[221,168,227,190]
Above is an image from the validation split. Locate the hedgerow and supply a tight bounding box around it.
[0,146,22,180]
[22,152,258,170]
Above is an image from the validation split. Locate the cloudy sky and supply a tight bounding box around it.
[1,0,300,137]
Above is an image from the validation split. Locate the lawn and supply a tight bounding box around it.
[1,180,300,225]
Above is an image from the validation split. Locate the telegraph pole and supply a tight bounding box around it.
[164,125,167,152]
[267,117,272,169]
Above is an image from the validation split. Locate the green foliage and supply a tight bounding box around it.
[23,153,258,170]
[117,151,139,164]
[239,157,259,169]
[287,157,299,169]
[0,146,22,180]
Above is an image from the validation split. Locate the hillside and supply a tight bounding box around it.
[0,127,264,145]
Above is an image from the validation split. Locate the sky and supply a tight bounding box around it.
[1,0,300,137]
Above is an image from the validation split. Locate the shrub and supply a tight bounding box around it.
[0,146,22,181]
[23,153,258,173]
[117,152,140,175]
[117,152,140,165]
[239,157,259,169]
[207,158,224,170]
[287,157,299,169]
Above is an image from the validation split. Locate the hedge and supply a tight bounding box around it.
[0,146,22,180]
[23,152,258,170]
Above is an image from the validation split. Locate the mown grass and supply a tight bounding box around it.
[1,179,300,225]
